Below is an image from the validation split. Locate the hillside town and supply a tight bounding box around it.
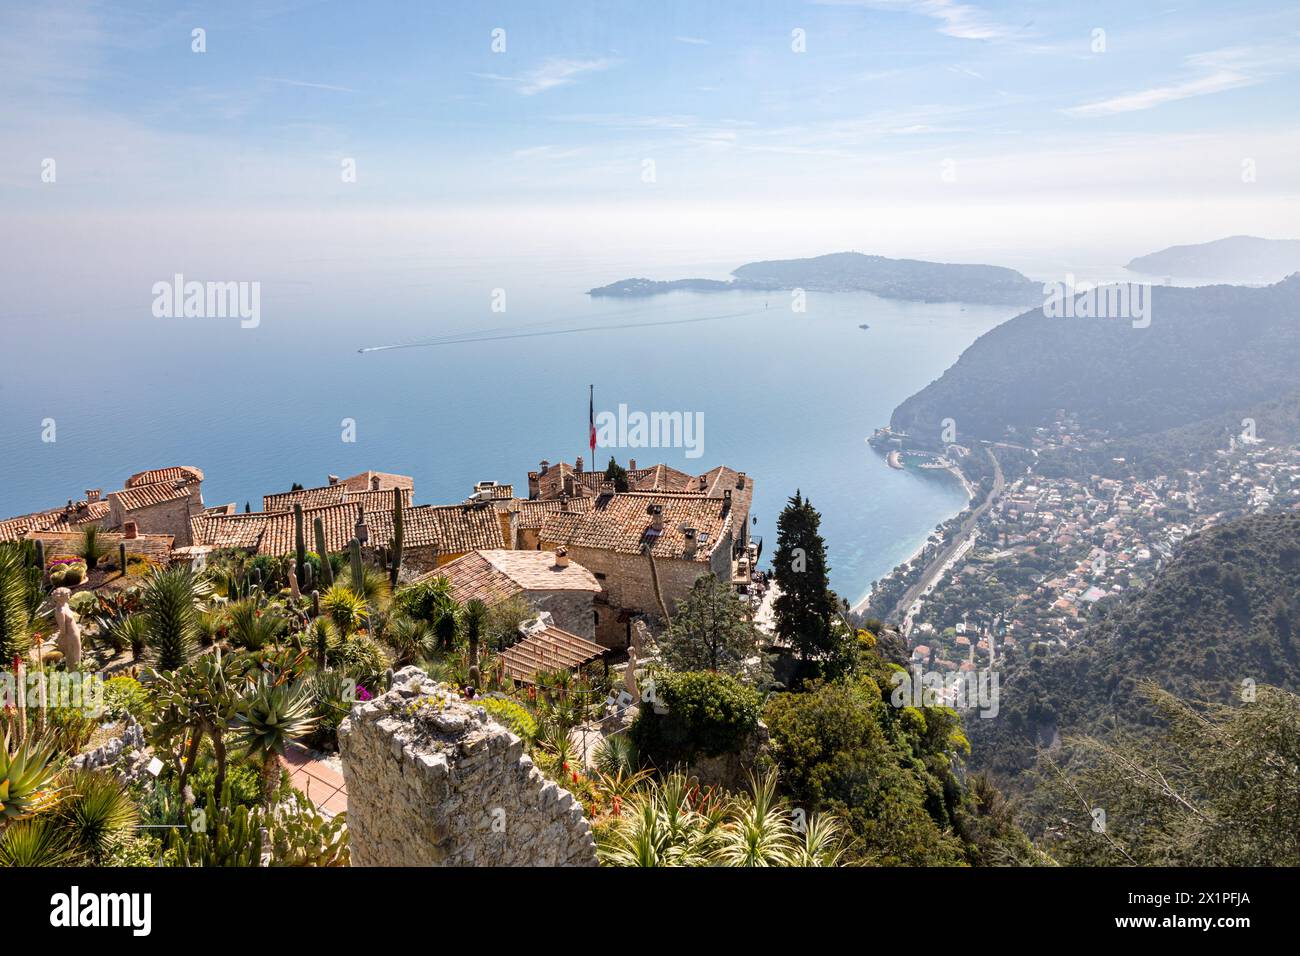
[866,419,1300,671]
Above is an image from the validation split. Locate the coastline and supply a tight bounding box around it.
[851,453,975,615]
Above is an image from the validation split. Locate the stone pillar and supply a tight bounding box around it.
[338,666,598,867]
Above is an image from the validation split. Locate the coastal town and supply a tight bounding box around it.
[863,417,1300,673]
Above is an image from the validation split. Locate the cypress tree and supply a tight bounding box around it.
[771,490,837,660]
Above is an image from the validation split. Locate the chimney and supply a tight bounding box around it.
[737,472,746,490]
[554,547,570,569]
[354,507,369,544]
[699,475,707,491]
[328,475,340,485]
[723,489,732,512]
[628,458,637,471]
[85,489,102,503]
[123,521,139,540]
[575,456,584,474]
[682,526,698,558]
[539,459,550,474]
[648,504,664,531]
[563,475,576,497]
[370,476,381,491]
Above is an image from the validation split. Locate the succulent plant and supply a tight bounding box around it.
[0,733,60,822]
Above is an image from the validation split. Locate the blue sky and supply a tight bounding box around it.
[3,0,1298,208]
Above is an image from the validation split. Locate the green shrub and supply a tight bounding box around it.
[480,696,538,743]
[103,675,149,721]
[335,634,388,689]
[630,671,762,767]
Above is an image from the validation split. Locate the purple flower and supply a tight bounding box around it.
[356,684,373,701]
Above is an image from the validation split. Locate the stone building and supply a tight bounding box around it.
[421,548,601,640]
[540,491,736,647]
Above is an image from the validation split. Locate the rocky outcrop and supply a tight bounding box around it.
[338,666,598,867]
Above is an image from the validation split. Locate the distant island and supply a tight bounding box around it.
[589,251,1043,306]
[1125,235,1300,282]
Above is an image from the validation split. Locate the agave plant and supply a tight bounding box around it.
[0,544,33,662]
[0,733,60,822]
[593,734,640,779]
[235,674,317,806]
[596,771,726,867]
[48,769,139,865]
[142,565,208,670]
[0,817,74,867]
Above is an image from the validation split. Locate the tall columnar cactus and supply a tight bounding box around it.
[293,503,307,585]
[349,538,364,594]
[34,540,45,572]
[313,517,334,588]
[118,542,127,574]
[389,487,404,588]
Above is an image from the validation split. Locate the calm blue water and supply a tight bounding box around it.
[0,259,1012,605]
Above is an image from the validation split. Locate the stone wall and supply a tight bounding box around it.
[338,666,598,867]
[528,589,597,640]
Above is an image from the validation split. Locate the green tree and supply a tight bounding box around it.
[604,456,630,492]
[657,573,770,683]
[771,491,838,660]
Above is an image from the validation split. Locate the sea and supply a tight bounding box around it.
[0,236,1159,605]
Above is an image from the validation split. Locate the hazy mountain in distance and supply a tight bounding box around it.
[890,276,1300,450]
[1126,235,1300,282]
[589,251,1042,306]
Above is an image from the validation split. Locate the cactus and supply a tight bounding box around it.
[314,517,334,588]
[118,542,126,574]
[34,540,45,572]
[349,538,364,593]
[311,589,320,619]
[303,561,314,593]
[389,487,404,587]
[293,503,307,585]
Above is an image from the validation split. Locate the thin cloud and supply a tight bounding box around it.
[674,36,709,45]
[1065,71,1255,117]
[264,77,355,93]
[818,0,1018,41]
[476,56,614,95]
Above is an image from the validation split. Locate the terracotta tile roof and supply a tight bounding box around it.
[424,549,599,605]
[125,466,204,488]
[513,496,594,529]
[540,492,732,562]
[340,471,414,494]
[347,487,413,513]
[110,480,197,513]
[257,503,363,557]
[469,483,514,501]
[367,503,505,554]
[25,529,174,562]
[191,511,273,551]
[499,626,606,684]
[263,485,347,512]
[632,463,697,493]
[0,501,113,542]
[44,500,112,532]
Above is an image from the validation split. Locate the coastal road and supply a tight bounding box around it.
[887,445,1004,626]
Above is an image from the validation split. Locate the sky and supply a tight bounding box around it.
[1,0,1299,279]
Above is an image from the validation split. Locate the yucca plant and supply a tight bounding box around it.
[596,771,725,867]
[306,616,340,668]
[142,565,204,670]
[235,674,317,806]
[711,771,801,867]
[48,769,139,865]
[226,597,285,651]
[0,733,60,822]
[463,598,487,687]
[0,544,33,662]
[0,817,74,867]
[383,614,433,667]
[76,524,110,571]
[320,584,368,636]
[593,734,640,779]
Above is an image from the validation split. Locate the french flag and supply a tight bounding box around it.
[588,384,597,455]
